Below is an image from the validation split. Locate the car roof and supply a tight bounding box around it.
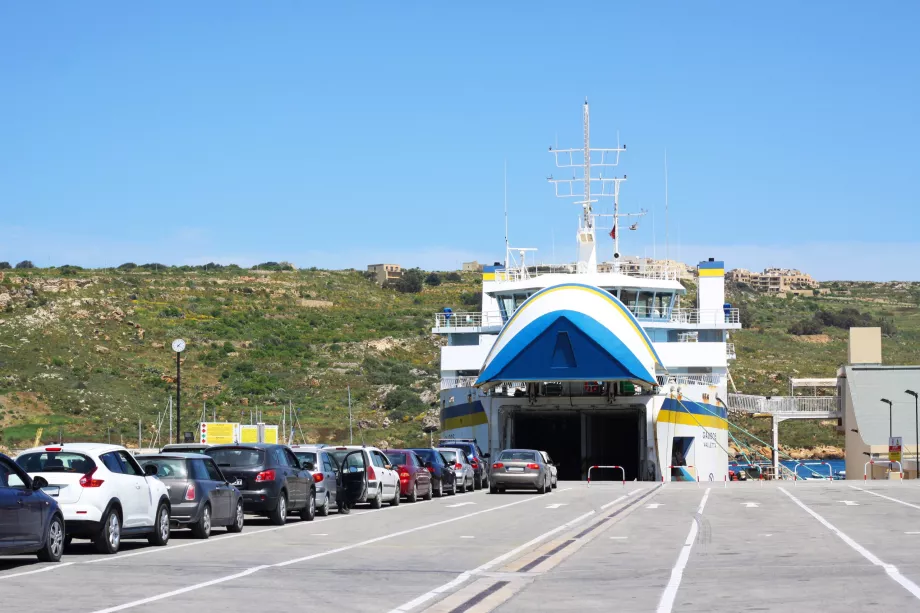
[18,443,127,455]
[138,453,210,460]
[328,445,377,451]
[162,444,210,449]
[289,445,325,451]
[499,449,540,454]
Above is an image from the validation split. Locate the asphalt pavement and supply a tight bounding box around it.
[3,480,920,612]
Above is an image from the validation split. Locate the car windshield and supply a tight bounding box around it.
[328,450,367,471]
[499,451,537,462]
[139,458,188,478]
[442,443,474,456]
[440,449,459,462]
[16,452,96,474]
[385,452,408,466]
[208,448,265,468]
[293,451,317,465]
[162,446,208,454]
[411,449,437,463]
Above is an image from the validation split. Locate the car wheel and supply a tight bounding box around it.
[370,487,383,509]
[301,489,316,522]
[94,507,121,554]
[474,475,482,490]
[390,485,400,506]
[434,480,443,497]
[449,481,457,495]
[337,499,350,515]
[489,483,498,494]
[227,499,245,533]
[191,503,212,539]
[408,481,418,503]
[148,503,171,546]
[423,481,433,501]
[270,491,288,525]
[466,477,473,493]
[38,514,65,562]
[552,476,558,489]
[317,492,330,517]
[537,478,546,495]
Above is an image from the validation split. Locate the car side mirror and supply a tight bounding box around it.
[302,461,315,471]
[482,453,490,459]
[144,464,159,477]
[31,476,48,490]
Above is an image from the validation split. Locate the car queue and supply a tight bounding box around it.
[0,438,557,564]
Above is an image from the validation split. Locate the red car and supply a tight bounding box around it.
[383,449,433,502]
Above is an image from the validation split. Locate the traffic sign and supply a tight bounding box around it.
[889,436,903,462]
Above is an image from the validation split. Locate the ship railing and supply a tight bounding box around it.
[433,311,503,330]
[440,376,479,390]
[726,343,736,359]
[726,393,840,415]
[656,374,724,388]
[667,307,740,325]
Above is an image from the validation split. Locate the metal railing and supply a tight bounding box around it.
[657,374,723,387]
[433,311,503,330]
[440,376,478,390]
[668,307,740,325]
[726,343,736,359]
[726,393,840,415]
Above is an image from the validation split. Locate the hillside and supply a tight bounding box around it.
[1,267,918,456]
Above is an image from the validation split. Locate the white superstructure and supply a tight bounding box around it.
[435,102,739,482]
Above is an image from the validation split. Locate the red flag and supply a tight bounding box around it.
[609,224,617,240]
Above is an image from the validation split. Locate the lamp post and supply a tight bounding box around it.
[882,398,893,472]
[906,390,918,479]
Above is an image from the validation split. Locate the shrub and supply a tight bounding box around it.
[443,272,462,283]
[117,262,137,271]
[460,291,480,307]
[15,260,35,269]
[396,268,424,293]
[159,306,182,318]
[0,262,11,269]
[424,272,442,286]
[787,318,824,335]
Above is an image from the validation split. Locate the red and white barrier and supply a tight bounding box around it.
[864,460,903,482]
[587,465,625,486]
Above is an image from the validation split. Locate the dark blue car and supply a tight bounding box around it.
[0,452,65,562]
[409,448,457,497]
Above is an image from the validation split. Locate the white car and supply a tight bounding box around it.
[326,446,400,509]
[16,443,171,554]
[540,451,558,489]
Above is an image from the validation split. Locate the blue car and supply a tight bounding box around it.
[0,452,65,562]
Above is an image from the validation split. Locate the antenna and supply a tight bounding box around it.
[665,149,670,262]
[504,159,509,269]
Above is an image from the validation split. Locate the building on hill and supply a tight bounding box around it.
[367,263,402,286]
[462,261,483,272]
[726,267,818,293]
[597,257,694,279]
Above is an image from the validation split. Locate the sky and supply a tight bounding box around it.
[1,2,918,281]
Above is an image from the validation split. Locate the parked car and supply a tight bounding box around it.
[383,449,433,502]
[289,444,337,516]
[326,446,400,509]
[16,443,171,554]
[489,449,552,494]
[0,453,65,562]
[408,448,456,497]
[160,443,211,455]
[540,451,558,489]
[206,444,315,525]
[137,453,244,538]
[437,447,474,493]
[437,439,490,489]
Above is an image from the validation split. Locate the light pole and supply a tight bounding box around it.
[172,339,186,443]
[882,398,893,472]
[906,390,918,479]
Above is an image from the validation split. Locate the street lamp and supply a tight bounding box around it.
[906,390,918,479]
[882,398,893,472]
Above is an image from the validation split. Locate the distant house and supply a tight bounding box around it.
[727,267,819,293]
[367,264,402,286]
[462,261,483,273]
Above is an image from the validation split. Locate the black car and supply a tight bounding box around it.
[206,444,315,525]
[160,444,212,455]
[0,453,65,562]
[137,453,244,538]
[409,448,457,497]
[437,439,490,489]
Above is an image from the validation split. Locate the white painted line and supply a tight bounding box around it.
[609,536,628,540]
[86,488,573,613]
[0,562,74,581]
[388,508,596,613]
[905,532,920,535]
[850,485,920,510]
[839,500,860,506]
[780,487,920,601]
[742,502,759,508]
[656,488,711,613]
[545,503,568,509]
[646,503,664,509]
[446,502,476,508]
[311,533,328,536]
[460,536,475,539]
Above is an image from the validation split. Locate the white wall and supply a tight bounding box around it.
[654,342,727,369]
[441,344,492,372]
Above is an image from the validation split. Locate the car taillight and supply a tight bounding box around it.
[492,463,504,469]
[399,472,410,480]
[526,463,540,470]
[255,469,276,482]
[426,466,434,473]
[367,465,376,480]
[79,468,104,488]
[313,473,324,483]
[454,463,462,469]
[185,484,196,501]
[45,447,62,452]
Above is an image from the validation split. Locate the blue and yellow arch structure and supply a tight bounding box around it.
[475,283,663,389]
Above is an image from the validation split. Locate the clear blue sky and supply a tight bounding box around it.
[1,2,918,280]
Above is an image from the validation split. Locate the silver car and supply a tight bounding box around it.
[540,451,558,489]
[290,445,337,516]
[437,447,474,493]
[489,449,552,494]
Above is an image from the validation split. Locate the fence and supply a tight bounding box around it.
[726,393,840,415]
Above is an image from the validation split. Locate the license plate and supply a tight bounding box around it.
[42,486,60,496]
[508,467,524,472]
[232,479,243,486]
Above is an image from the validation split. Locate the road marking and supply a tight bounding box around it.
[446,502,476,508]
[850,485,920,510]
[656,488,711,613]
[905,532,920,535]
[839,500,860,506]
[780,487,920,601]
[311,533,328,536]
[0,562,74,581]
[742,502,759,508]
[545,503,568,509]
[646,503,664,509]
[610,536,628,540]
[86,489,573,613]
[388,507,596,613]
[461,536,475,539]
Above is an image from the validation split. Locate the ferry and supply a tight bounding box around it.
[434,101,740,482]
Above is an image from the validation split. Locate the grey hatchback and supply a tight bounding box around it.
[138,453,244,538]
